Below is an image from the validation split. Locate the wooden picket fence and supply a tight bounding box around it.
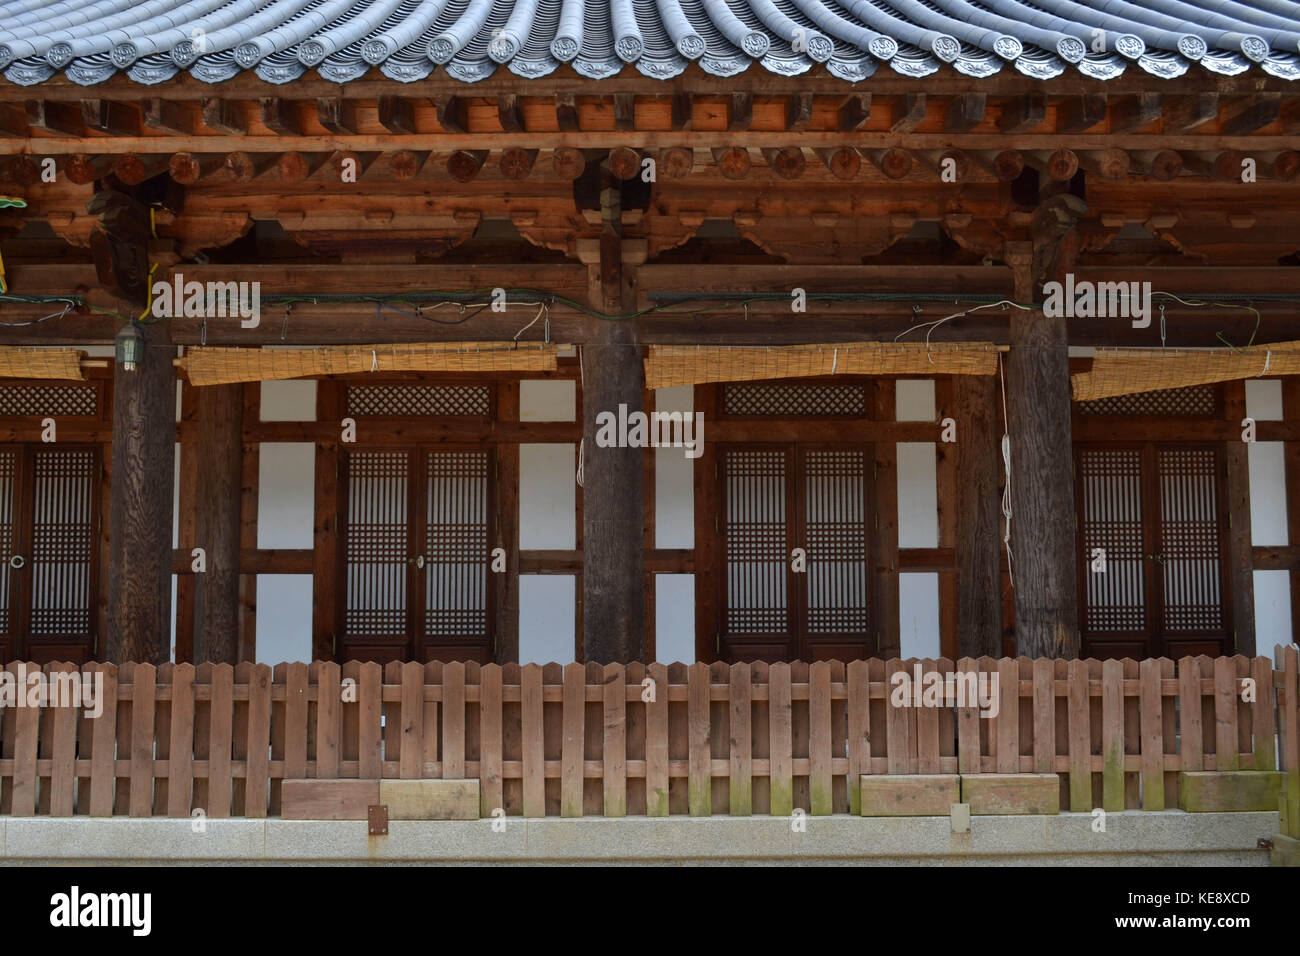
[0,648,1297,819]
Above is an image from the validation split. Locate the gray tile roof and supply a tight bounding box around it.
[2,0,1298,86]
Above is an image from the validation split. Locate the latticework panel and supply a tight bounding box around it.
[724,449,789,635]
[1158,448,1224,632]
[1077,385,1216,416]
[803,449,870,635]
[724,383,867,417]
[0,449,14,636]
[346,385,490,417]
[344,452,409,637]
[424,450,489,639]
[0,385,96,417]
[1079,448,1147,633]
[27,449,95,638]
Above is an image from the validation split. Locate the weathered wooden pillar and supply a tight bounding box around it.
[192,384,243,663]
[106,319,176,663]
[954,373,1003,656]
[579,169,645,663]
[1004,194,1085,658]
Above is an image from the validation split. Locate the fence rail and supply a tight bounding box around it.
[1,648,1297,822]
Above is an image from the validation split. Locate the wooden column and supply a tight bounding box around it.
[495,381,521,664]
[954,373,1003,656]
[192,383,243,663]
[1284,379,1300,648]
[580,174,645,663]
[1224,381,1255,655]
[105,319,175,663]
[1003,196,1084,658]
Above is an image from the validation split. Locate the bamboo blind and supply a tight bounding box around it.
[644,342,1002,389]
[1073,342,1300,401]
[181,342,558,386]
[0,347,86,381]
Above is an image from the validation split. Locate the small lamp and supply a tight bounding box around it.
[115,322,144,372]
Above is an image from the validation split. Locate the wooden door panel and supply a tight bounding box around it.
[801,446,871,653]
[0,447,17,661]
[1077,445,1152,648]
[338,449,412,657]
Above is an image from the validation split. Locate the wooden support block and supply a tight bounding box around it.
[379,779,481,820]
[377,95,416,134]
[837,93,871,131]
[447,149,488,182]
[499,147,538,180]
[281,779,379,820]
[0,102,28,137]
[960,773,1060,814]
[1164,93,1218,133]
[817,146,860,180]
[437,95,468,134]
[1109,92,1162,133]
[551,147,586,180]
[860,774,959,816]
[711,146,750,179]
[762,146,805,180]
[613,92,635,131]
[998,93,1045,133]
[1220,93,1280,136]
[81,99,137,137]
[891,92,926,133]
[1057,94,1107,134]
[1178,771,1284,812]
[201,98,246,135]
[785,92,813,131]
[944,93,986,132]
[143,98,192,135]
[555,93,579,132]
[498,94,525,133]
[26,99,82,136]
[671,92,693,131]
[65,153,117,185]
[727,92,752,131]
[316,96,355,134]
[259,97,299,135]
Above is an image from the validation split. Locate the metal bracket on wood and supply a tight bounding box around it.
[368,805,389,835]
[1257,838,1273,850]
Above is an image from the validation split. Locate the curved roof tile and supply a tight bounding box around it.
[2,0,1298,84]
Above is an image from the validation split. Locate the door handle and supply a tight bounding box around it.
[8,554,23,570]
[408,555,425,570]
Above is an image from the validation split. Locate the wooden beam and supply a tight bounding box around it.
[551,146,586,180]
[64,153,117,185]
[1132,148,1183,181]
[26,99,82,136]
[606,146,641,181]
[671,92,693,131]
[873,382,899,657]
[837,93,871,132]
[200,98,246,135]
[1028,148,1078,181]
[955,374,1002,656]
[168,151,224,185]
[973,149,1025,181]
[499,147,538,179]
[1109,93,1162,134]
[193,384,243,664]
[112,153,169,185]
[657,146,693,179]
[224,150,275,184]
[437,95,468,134]
[1077,148,1130,181]
[1220,93,1280,136]
[890,93,926,133]
[863,147,912,179]
[386,148,428,181]
[727,92,752,132]
[80,99,136,137]
[711,146,750,179]
[0,102,27,138]
[377,95,416,135]
[142,98,192,135]
[1224,381,1255,655]
[446,149,488,182]
[944,93,986,133]
[761,146,806,180]
[816,146,861,180]
[277,150,329,183]
[613,93,635,132]
[998,93,1045,134]
[1164,93,1218,133]
[258,97,299,136]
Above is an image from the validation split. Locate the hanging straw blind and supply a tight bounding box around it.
[0,347,86,381]
[181,342,558,386]
[1072,342,1300,402]
[644,342,1002,389]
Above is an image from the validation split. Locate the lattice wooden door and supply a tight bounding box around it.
[0,445,100,663]
[1075,442,1230,659]
[718,443,873,662]
[338,446,494,663]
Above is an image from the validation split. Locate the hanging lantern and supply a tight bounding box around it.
[115,322,144,372]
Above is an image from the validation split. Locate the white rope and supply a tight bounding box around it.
[831,347,838,375]
[370,349,378,372]
[576,437,585,488]
[998,353,1014,592]
[1261,349,1272,377]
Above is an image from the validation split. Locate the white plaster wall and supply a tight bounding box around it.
[655,386,694,550]
[519,444,575,550]
[897,445,938,548]
[257,443,315,549]
[895,380,940,653]
[519,380,575,421]
[656,574,695,663]
[519,575,575,664]
[260,380,316,421]
[256,574,313,664]
[1254,570,1293,651]
[899,573,940,658]
[1246,379,1293,645]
